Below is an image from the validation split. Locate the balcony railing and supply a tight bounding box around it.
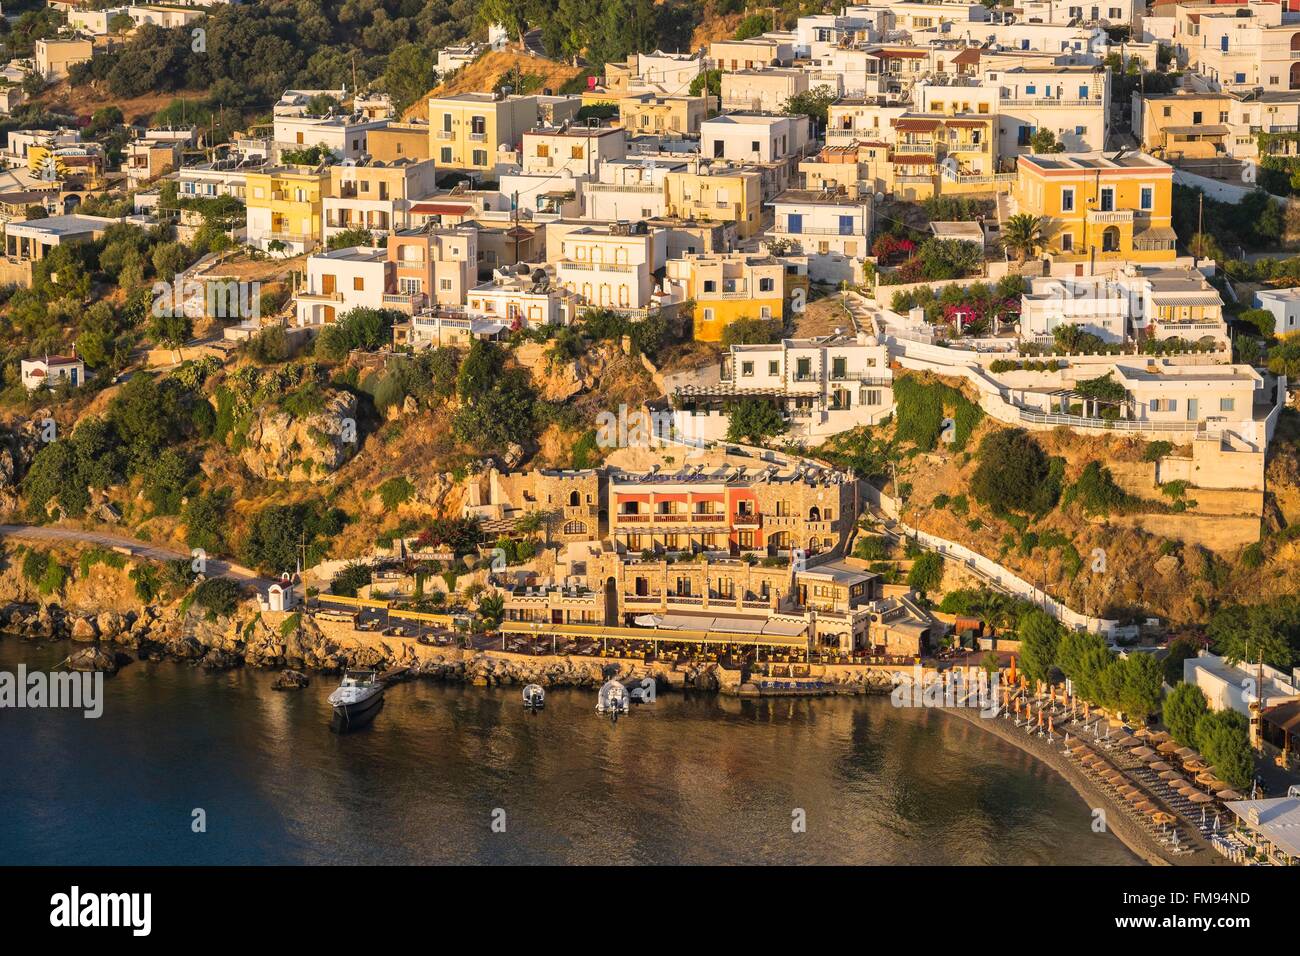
[1086,209,1135,224]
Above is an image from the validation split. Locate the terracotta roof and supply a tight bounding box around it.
[893,117,942,132]
[892,153,936,165]
[952,48,981,66]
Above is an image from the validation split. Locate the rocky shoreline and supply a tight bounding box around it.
[0,600,900,698]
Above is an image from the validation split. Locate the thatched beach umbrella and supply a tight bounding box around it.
[1115,735,1138,748]
[1133,800,1156,813]
[1151,810,1176,825]
[1189,791,1213,804]
[1158,769,1182,780]
[1176,747,1198,758]
[1157,741,1180,754]
[1149,760,1172,772]
[1132,746,1156,759]
[1183,759,1208,772]
[1216,790,1243,801]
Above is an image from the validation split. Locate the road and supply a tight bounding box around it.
[0,524,276,590]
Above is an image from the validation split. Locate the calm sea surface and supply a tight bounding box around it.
[0,639,1138,865]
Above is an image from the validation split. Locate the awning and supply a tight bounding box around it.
[944,119,988,128]
[1264,699,1300,735]
[1148,290,1221,306]
[1134,226,1178,242]
[1165,125,1229,136]
[410,202,473,215]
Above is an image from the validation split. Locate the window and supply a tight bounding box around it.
[1220,398,1235,412]
[1061,186,1075,212]
[1235,73,1246,84]
[571,146,584,159]
[1221,36,1229,52]
[787,213,802,234]
[1140,186,1153,211]
[440,147,452,162]
[353,277,364,291]
[1150,398,1177,413]
[838,215,854,235]
[703,279,716,292]
[1162,106,1171,117]
[1099,187,1114,211]
[796,357,812,380]
[758,277,774,292]
[1078,85,1088,99]
[831,356,847,379]
[741,361,754,377]
[472,149,487,166]
[1192,111,1202,125]
[1061,233,1074,252]
[703,307,714,321]
[768,360,779,375]
[536,144,550,157]
[750,140,760,152]
[1075,125,1085,136]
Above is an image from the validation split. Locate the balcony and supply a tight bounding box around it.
[733,512,761,528]
[1086,209,1134,225]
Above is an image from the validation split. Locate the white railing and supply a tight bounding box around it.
[1019,409,1201,433]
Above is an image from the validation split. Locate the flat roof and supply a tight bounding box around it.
[314,245,387,263]
[1020,150,1170,173]
[1224,798,1300,858]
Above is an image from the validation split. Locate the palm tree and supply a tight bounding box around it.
[1001,214,1048,264]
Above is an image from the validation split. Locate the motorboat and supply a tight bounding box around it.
[597,680,630,722]
[522,684,545,710]
[327,670,385,731]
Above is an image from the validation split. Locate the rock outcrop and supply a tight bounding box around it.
[240,390,359,481]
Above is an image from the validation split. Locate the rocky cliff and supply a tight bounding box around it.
[240,390,359,481]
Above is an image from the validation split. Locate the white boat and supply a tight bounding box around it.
[328,670,385,731]
[597,680,630,718]
[522,684,545,710]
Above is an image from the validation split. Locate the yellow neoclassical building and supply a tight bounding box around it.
[665,252,788,342]
[1012,151,1178,269]
[244,165,331,254]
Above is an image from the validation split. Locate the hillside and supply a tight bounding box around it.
[403,52,586,121]
[820,372,1300,628]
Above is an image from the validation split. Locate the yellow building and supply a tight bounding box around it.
[244,165,331,254]
[666,252,788,342]
[366,122,432,163]
[619,94,708,138]
[427,93,537,174]
[1135,92,1234,162]
[664,167,764,238]
[1012,151,1177,268]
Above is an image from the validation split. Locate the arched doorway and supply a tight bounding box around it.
[1291,60,1300,90]
[1101,226,1120,253]
[767,531,789,557]
[604,577,618,626]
